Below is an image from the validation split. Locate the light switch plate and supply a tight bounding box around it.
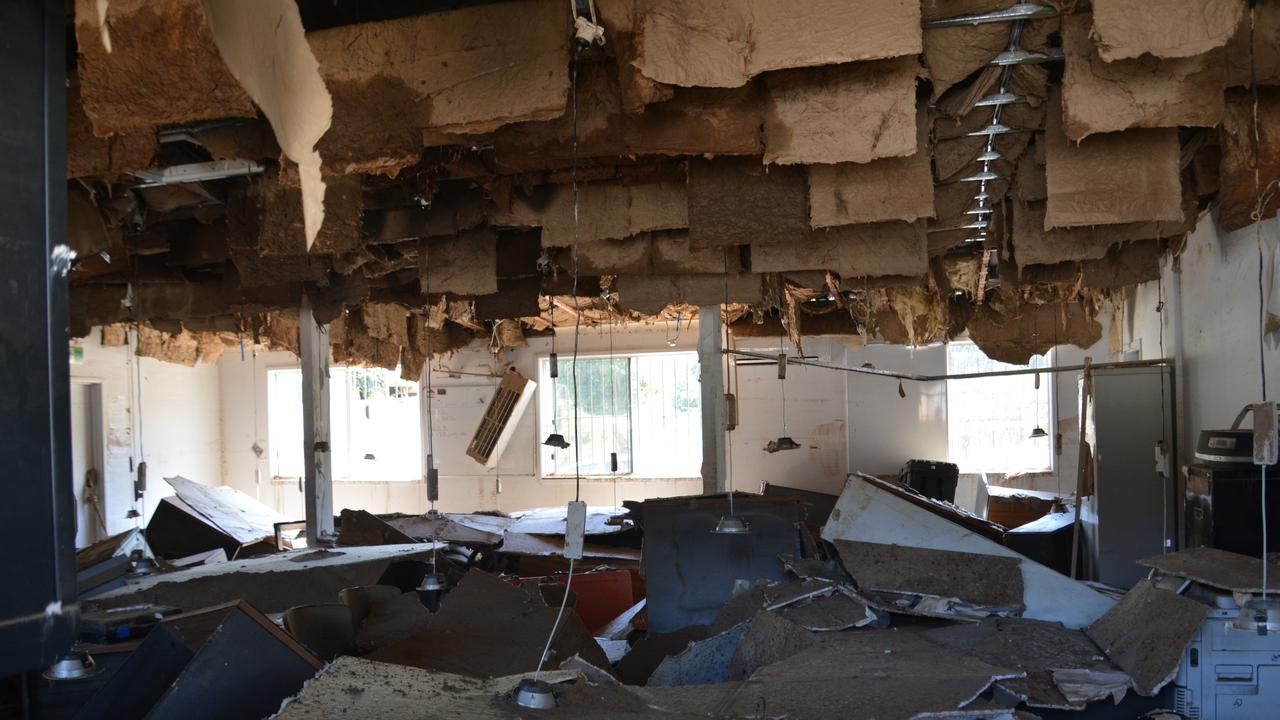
[1254,401,1278,466]
[564,500,587,560]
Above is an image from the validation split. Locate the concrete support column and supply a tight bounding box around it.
[698,306,728,495]
[300,295,334,544]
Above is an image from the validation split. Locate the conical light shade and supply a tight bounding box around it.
[542,433,570,449]
[765,436,801,453]
[1029,426,1048,439]
[712,515,751,534]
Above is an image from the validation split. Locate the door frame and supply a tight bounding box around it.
[70,377,107,545]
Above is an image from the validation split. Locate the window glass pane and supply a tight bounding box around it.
[267,366,420,481]
[538,352,701,478]
[345,368,421,481]
[267,368,304,479]
[946,342,1052,473]
[632,353,702,477]
[546,357,633,476]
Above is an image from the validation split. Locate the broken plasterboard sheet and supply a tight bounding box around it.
[202,0,332,250]
[368,568,613,678]
[1080,238,1165,289]
[568,232,730,276]
[1085,580,1209,696]
[966,299,1104,366]
[763,579,879,632]
[832,540,1024,612]
[381,514,503,545]
[1224,0,1280,87]
[272,656,586,719]
[922,617,1127,711]
[922,20,1010,101]
[594,0,674,113]
[1091,0,1244,61]
[1013,200,1191,267]
[67,76,157,179]
[647,620,751,687]
[807,111,934,226]
[239,174,363,257]
[1137,546,1280,594]
[763,57,919,166]
[307,0,569,135]
[539,180,688,247]
[486,63,765,168]
[1062,13,1226,140]
[498,533,641,562]
[1218,87,1280,232]
[630,0,921,88]
[688,157,810,249]
[726,610,817,681]
[336,509,418,547]
[821,475,1115,628]
[89,545,438,614]
[165,476,289,547]
[506,506,631,535]
[616,273,764,315]
[1044,91,1183,229]
[751,221,929,280]
[725,629,1021,719]
[74,0,257,136]
[419,228,498,296]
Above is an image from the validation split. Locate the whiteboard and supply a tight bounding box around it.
[425,384,536,476]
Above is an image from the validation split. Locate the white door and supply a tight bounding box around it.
[70,382,103,547]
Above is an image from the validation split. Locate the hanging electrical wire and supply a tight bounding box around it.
[532,12,601,686]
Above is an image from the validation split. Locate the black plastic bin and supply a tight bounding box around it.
[900,459,959,503]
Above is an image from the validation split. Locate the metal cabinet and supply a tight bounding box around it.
[1080,366,1175,588]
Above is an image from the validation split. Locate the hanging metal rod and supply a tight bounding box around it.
[923,2,1063,29]
[722,348,1172,383]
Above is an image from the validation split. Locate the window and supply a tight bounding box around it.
[537,352,702,478]
[946,341,1052,474]
[268,367,421,481]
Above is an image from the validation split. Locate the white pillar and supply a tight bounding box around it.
[300,295,334,544]
[698,306,728,495]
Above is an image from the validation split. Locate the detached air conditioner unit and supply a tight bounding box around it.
[466,369,536,468]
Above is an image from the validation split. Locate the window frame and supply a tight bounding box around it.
[944,340,1057,476]
[535,349,702,480]
[266,364,423,483]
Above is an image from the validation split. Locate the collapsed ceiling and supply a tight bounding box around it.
[66,0,1280,370]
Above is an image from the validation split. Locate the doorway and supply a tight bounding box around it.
[70,379,106,547]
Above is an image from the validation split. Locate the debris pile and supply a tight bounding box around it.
[46,473,1274,718]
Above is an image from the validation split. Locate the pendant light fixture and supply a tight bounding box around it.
[1029,318,1048,439]
[765,345,800,453]
[542,329,570,449]
[1029,367,1048,438]
[424,322,441,519]
[714,256,750,534]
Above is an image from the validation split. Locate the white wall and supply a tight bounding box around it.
[1123,211,1280,470]
[70,330,223,538]
[845,343,949,477]
[728,336,850,496]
